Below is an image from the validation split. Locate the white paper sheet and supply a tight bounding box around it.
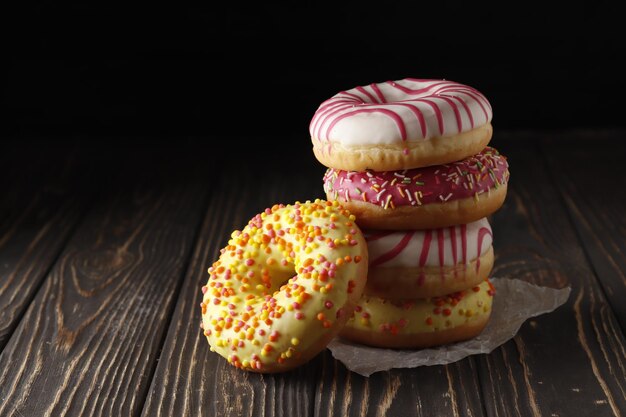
[327,278,571,376]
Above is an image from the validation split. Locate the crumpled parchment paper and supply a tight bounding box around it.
[327,278,571,376]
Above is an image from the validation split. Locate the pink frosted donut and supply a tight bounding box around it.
[310,78,493,171]
[323,146,509,230]
[364,218,493,298]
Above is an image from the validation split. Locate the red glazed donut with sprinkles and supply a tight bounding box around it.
[340,279,495,349]
[323,146,509,230]
[364,218,494,299]
[310,78,493,171]
[200,200,368,373]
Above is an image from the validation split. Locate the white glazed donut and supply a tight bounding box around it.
[364,218,494,298]
[310,78,493,171]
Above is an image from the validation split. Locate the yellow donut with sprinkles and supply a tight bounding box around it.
[340,279,495,349]
[200,199,369,372]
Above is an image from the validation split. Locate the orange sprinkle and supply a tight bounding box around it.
[354,255,362,263]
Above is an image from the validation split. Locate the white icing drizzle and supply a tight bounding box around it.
[310,78,493,146]
[365,218,492,268]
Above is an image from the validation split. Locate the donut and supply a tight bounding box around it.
[310,78,493,171]
[323,146,509,229]
[200,199,368,373]
[364,218,493,299]
[339,279,495,349]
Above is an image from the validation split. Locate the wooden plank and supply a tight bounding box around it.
[542,135,626,331]
[0,142,89,350]
[142,152,488,417]
[0,145,210,416]
[141,163,326,417]
[476,138,626,417]
[314,353,486,417]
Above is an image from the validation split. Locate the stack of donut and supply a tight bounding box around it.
[311,78,510,348]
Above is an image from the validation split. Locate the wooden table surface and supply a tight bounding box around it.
[1,131,625,417]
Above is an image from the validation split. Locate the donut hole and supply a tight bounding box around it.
[261,262,298,295]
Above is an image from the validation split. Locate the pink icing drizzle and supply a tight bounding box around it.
[449,226,458,277]
[437,229,445,267]
[437,229,446,280]
[310,78,492,141]
[450,226,457,264]
[326,108,408,141]
[417,230,433,285]
[461,224,468,265]
[364,218,493,286]
[323,146,509,209]
[370,231,415,268]
[475,226,493,272]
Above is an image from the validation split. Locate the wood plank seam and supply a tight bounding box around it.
[134,182,214,416]
[467,357,489,417]
[0,202,90,353]
[538,147,626,339]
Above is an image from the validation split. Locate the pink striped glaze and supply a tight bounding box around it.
[365,218,493,270]
[310,78,492,146]
[323,146,509,209]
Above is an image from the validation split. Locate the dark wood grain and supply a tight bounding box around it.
[0,145,89,350]
[477,138,626,417]
[0,147,209,417]
[314,353,486,417]
[141,162,326,417]
[1,132,626,417]
[542,135,626,331]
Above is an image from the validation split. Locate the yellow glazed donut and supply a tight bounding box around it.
[340,279,495,349]
[310,78,493,171]
[200,200,368,373]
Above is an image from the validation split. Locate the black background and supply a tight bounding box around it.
[4,2,625,152]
